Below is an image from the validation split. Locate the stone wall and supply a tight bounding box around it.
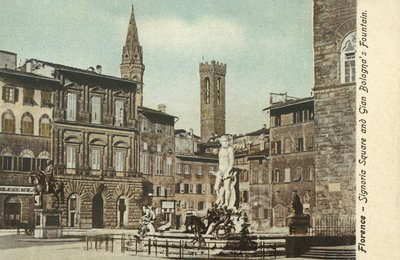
[313,0,357,218]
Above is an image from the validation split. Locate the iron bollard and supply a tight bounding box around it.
[148,238,151,255]
[274,243,277,259]
[135,238,138,255]
[111,237,114,253]
[166,240,169,257]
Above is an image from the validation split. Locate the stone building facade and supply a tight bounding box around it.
[138,106,177,228]
[313,0,356,218]
[267,97,316,227]
[199,61,226,141]
[0,67,56,228]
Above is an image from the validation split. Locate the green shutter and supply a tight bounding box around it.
[14,88,19,102]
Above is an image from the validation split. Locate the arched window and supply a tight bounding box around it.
[21,112,34,135]
[20,149,34,172]
[341,32,356,83]
[216,78,221,105]
[205,78,210,104]
[2,111,15,133]
[39,115,51,137]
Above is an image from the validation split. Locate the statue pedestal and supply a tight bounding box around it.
[287,214,310,235]
[34,208,63,239]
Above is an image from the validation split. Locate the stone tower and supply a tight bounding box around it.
[120,5,145,107]
[313,0,356,219]
[199,61,226,141]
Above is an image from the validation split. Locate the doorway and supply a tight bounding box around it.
[4,196,21,228]
[92,193,104,228]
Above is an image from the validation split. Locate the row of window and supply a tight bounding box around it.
[176,200,207,211]
[2,86,52,107]
[273,109,314,127]
[66,93,127,126]
[66,146,127,172]
[204,77,222,105]
[271,137,313,155]
[0,156,49,172]
[141,121,174,136]
[175,183,212,195]
[1,111,51,136]
[176,164,216,175]
[272,166,314,183]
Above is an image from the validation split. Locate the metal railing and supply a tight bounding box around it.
[85,234,286,259]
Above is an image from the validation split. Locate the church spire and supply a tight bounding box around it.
[120,5,145,106]
[122,5,143,65]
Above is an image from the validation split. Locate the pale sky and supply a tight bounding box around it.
[0,0,314,135]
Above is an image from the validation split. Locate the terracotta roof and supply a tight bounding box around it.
[263,96,314,111]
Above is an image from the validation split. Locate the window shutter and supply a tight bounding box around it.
[176,183,180,193]
[14,88,19,102]
[1,87,5,100]
[202,184,206,194]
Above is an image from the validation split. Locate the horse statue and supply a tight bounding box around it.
[28,169,64,209]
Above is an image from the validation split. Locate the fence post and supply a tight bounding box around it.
[95,236,98,251]
[179,240,182,259]
[208,242,210,259]
[274,243,277,259]
[105,236,108,252]
[135,237,138,255]
[111,236,114,253]
[166,240,169,257]
[155,239,158,256]
[148,238,151,255]
[86,236,88,250]
[120,234,123,253]
[262,241,264,260]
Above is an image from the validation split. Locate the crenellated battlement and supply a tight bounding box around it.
[199,60,227,76]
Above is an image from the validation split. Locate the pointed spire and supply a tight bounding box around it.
[122,4,142,65]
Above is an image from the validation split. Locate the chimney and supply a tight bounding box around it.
[96,65,102,74]
[158,104,166,113]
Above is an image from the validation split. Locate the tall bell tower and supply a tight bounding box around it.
[199,60,227,142]
[120,5,145,107]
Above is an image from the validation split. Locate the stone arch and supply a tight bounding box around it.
[114,183,134,199]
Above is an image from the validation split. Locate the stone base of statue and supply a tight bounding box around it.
[287,213,310,235]
[34,208,63,238]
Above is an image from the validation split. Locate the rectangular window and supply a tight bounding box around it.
[66,93,77,121]
[157,144,162,152]
[67,147,76,169]
[274,115,281,126]
[284,168,291,182]
[41,90,52,107]
[243,191,249,203]
[115,151,125,172]
[91,149,101,170]
[115,100,124,126]
[198,201,205,211]
[155,124,162,133]
[91,96,101,124]
[251,170,258,184]
[180,183,185,194]
[189,184,193,194]
[143,142,148,151]
[276,140,282,154]
[197,165,202,175]
[184,165,190,175]
[307,137,314,150]
[23,88,35,105]
[176,163,182,174]
[210,184,216,195]
[273,169,280,183]
[184,184,189,194]
[308,166,314,181]
[167,157,172,175]
[196,184,202,194]
[141,154,149,174]
[2,86,18,103]
[141,120,148,132]
[297,138,304,152]
[155,156,162,175]
[2,156,13,171]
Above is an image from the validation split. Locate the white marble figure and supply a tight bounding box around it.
[212,135,237,209]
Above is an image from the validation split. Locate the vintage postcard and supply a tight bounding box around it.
[0,0,398,259]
